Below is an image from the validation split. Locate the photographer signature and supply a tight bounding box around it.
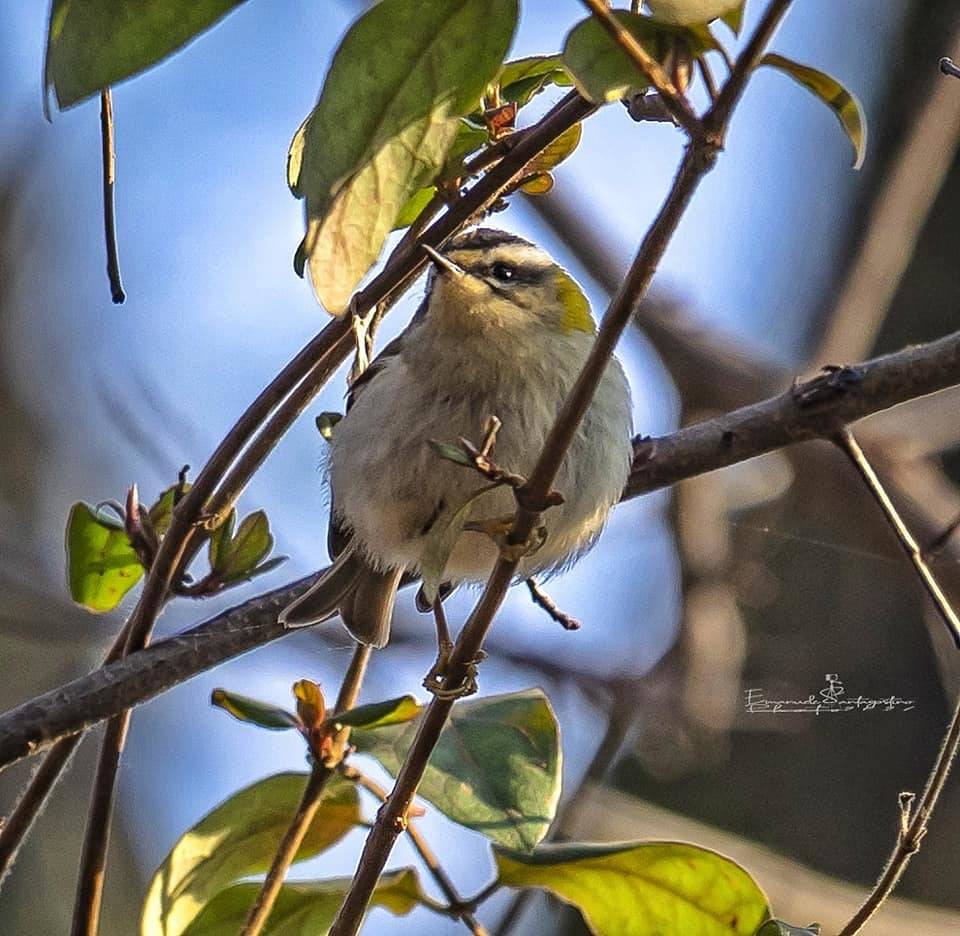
[744,674,915,714]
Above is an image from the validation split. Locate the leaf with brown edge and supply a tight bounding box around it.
[760,53,867,170]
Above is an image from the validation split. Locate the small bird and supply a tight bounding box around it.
[280,228,633,654]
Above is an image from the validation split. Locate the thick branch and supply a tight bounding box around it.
[4,326,960,770]
[624,328,960,499]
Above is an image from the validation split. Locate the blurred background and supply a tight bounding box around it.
[2,1,960,933]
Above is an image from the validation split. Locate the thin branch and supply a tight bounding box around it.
[837,695,960,935]
[833,428,960,647]
[346,768,489,935]
[99,89,124,304]
[240,765,329,936]
[940,57,960,80]
[0,90,595,895]
[833,433,960,932]
[525,578,581,631]
[240,642,370,936]
[8,324,960,770]
[579,0,702,137]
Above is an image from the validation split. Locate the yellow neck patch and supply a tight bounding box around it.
[556,271,596,334]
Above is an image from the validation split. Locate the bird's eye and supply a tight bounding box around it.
[489,261,516,282]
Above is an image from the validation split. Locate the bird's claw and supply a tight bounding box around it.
[423,649,486,700]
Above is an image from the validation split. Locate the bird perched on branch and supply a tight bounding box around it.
[280,228,632,659]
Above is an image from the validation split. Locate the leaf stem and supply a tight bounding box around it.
[99,88,124,304]
[239,642,370,936]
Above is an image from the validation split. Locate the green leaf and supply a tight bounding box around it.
[495,841,770,936]
[315,411,343,442]
[721,3,746,34]
[212,510,274,582]
[290,0,518,314]
[149,482,189,537]
[647,1,744,27]
[393,187,438,231]
[45,0,249,111]
[353,689,561,851]
[206,511,236,573]
[760,53,866,170]
[179,868,426,936]
[418,485,496,605]
[65,502,143,612]
[499,55,573,107]
[329,695,422,730]
[754,922,821,936]
[428,439,474,468]
[563,12,716,104]
[210,688,299,731]
[140,773,359,936]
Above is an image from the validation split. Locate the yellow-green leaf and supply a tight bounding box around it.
[721,3,746,34]
[291,0,518,314]
[45,0,249,111]
[210,688,298,731]
[520,173,554,195]
[760,53,866,170]
[647,0,743,26]
[520,122,582,178]
[206,511,236,574]
[329,695,421,730]
[65,502,143,612]
[353,689,561,851]
[140,773,359,936]
[149,481,190,537]
[498,55,573,107]
[213,510,273,582]
[495,841,770,936]
[563,12,716,104]
[179,868,426,936]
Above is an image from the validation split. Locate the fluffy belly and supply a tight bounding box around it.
[327,339,632,582]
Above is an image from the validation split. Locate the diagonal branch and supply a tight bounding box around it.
[833,429,960,933]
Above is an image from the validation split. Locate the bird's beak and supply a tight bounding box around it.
[422,244,466,279]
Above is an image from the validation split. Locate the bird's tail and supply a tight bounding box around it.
[278,542,403,649]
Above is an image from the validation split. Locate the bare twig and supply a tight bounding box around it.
[940,57,960,80]
[525,578,581,631]
[99,89,124,304]
[240,764,329,936]
[833,428,960,647]
[7,325,960,769]
[830,470,960,934]
[239,643,370,936]
[579,0,702,137]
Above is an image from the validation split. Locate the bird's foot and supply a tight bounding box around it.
[465,516,548,561]
[423,648,487,700]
